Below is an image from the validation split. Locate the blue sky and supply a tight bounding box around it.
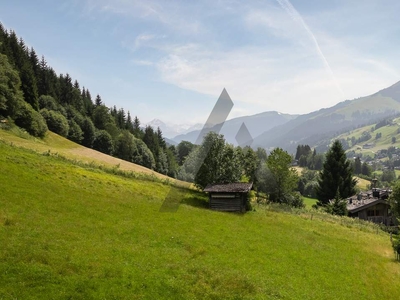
[1,0,400,125]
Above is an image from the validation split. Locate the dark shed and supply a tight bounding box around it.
[204,182,253,212]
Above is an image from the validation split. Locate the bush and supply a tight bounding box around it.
[40,109,69,137]
[68,119,83,144]
[304,181,318,198]
[14,101,47,137]
[133,138,156,170]
[38,95,58,111]
[286,192,305,208]
[325,190,348,216]
[80,117,96,148]
[93,130,114,155]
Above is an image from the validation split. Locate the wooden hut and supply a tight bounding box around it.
[204,182,253,212]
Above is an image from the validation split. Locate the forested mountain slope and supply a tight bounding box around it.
[0,23,179,178]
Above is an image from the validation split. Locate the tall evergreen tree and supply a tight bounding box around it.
[316,140,357,206]
[125,111,134,133]
[361,162,371,177]
[143,125,159,159]
[116,108,126,129]
[95,94,102,106]
[157,127,166,149]
[133,116,142,138]
[354,157,362,175]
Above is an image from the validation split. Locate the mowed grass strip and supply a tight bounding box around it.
[1,141,400,299]
[0,128,189,186]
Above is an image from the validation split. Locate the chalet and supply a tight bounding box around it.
[204,182,253,212]
[347,188,396,226]
[362,143,375,149]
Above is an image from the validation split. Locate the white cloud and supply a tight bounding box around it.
[82,0,400,117]
[131,59,154,66]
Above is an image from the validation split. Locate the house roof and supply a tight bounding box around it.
[204,182,253,193]
[347,197,390,213]
[346,188,392,213]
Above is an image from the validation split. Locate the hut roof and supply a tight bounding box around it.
[204,182,253,193]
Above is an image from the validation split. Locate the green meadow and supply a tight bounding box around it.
[302,196,317,209]
[1,132,400,299]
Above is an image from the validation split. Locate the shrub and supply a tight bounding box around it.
[38,95,58,111]
[40,109,69,137]
[67,119,83,144]
[14,101,47,137]
[80,117,96,148]
[93,130,114,155]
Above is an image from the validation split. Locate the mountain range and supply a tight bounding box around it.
[171,111,298,146]
[151,81,400,153]
[145,119,203,139]
[252,81,400,152]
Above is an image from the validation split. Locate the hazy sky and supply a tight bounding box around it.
[2,0,400,124]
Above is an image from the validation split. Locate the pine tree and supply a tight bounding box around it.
[116,108,126,129]
[326,188,348,216]
[37,56,49,97]
[361,162,371,176]
[82,87,93,116]
[133,116,142,138]
[157,127,166,149]
[316,140,357,206]
[125,111,134,133]
[143,125,159,159]
[354,157,362,175]
[95,94,102,106]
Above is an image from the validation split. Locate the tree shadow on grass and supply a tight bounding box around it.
[159,186,209,212]
[179,188,209,209]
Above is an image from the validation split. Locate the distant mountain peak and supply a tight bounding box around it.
[147,119,166,127]
[145,119,203,139]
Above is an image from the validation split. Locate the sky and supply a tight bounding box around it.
[1,0,400,126]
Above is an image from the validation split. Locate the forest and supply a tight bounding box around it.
[0,23,179,177]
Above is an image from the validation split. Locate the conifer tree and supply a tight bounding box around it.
[95,94,102,106]
[133,116,142,138]
[125,111,134,133]
[157,127,166,149]
[316,140,357,206]
[354,157,362,175]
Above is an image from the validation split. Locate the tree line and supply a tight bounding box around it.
[0,24,178,176]
[179,135,360,214]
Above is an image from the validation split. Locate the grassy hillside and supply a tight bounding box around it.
[336,116,400,156]
[1,131,400,299]
[0,127,189,188]
[334,94,400,119]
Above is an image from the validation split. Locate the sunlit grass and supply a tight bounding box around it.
[302,196,317,209]
[1,133,400,299]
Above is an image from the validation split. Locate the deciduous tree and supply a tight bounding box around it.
[265,148,300,207]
